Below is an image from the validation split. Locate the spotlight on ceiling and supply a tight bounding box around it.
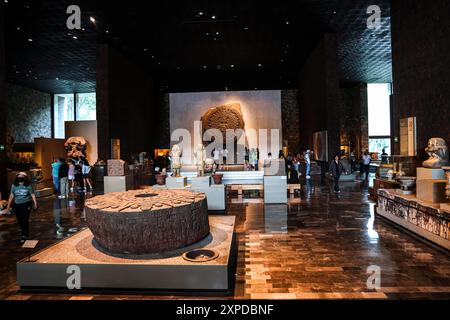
[27,38,32,42]
[90,17,96,24]
[212,15,216,19]
[198,11,204,16]
[72,36,78,39]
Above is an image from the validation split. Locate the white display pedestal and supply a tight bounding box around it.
[264,176,287,204]
[104,175,133,194]
[417,179,447,203]
[191,176,211,189]
[417,167,445,180]
[166,176,187,189]
[440,203,450,213]
[189,184,226,210]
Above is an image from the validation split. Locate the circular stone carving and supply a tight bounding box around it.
[201,103,245,141]
[85,188,209,254]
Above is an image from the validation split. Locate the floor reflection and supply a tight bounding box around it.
[0,179,449,300]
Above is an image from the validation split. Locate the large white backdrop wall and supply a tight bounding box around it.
[169,90,282,164]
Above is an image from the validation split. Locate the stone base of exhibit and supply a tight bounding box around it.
[377,189,450,250]
[263,176,288,204]
[416,167,446,181]
[191,176,211,189]
[16,216,236,291]
[104,175,134,193]
[189,184,227,211]
[166,176,187,189]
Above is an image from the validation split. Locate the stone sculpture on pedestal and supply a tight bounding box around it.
[170,144,182,177]
[422,138,449,169]
[194,144,206,177]
[65,137,87,162]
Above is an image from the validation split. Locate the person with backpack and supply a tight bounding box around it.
[6,172,38,242]
[81,160,93,192]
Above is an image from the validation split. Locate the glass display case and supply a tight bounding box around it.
[376,155,418,179]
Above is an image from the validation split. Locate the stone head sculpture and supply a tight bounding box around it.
[65,137,87,161]
[423,137,449,169]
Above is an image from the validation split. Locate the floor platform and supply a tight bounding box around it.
[17,216,236,291]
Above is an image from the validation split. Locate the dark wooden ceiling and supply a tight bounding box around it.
[2,0,392,93]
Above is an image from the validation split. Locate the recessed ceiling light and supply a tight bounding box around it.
[333,11,337,14]
[16,27,20,30]
[73,36,78,39]
[144,48,148,51]
[285,21,290,25]
[230,64,235,68]
[105,30,109,34]
[212,15,216,19]
[216,32,220,35]
[27,38,32,42]
[203,65,207,69]
[258,64,262,67]
[244,27,249,31]
[198,11,204,16]
[90,17,96,23]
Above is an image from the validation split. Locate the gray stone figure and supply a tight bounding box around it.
[422,138,449,169]
[170,144,182,177]
[194,143,206,177]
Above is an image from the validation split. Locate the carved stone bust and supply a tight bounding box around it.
[65,137,87,161]
[194,144,206,177]
[423,137,449,169]
[170,144,182,177]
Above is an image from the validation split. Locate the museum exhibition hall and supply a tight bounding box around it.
[0,0,449,303]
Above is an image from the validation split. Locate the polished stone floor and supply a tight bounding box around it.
[1,178,449,300]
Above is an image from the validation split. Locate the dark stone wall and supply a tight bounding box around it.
[153,92,170,149]
[340,83,368,156]
[96,44,155,162]
[391,0,450,161]
[281,89,300,154]
[0,5,7,197]
[298,34,343,160]
[4,83,51,143]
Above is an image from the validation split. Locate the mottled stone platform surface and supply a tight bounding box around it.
[20,216,232,266]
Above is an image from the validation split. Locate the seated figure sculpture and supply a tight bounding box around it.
[170,144,182,177]
[422,137,449,169]
[194,144,206,177]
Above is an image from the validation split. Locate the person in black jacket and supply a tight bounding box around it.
[329,155,346,193]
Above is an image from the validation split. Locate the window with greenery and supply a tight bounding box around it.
[368,83,392,155]
[54,94,75,139]
[76,93,96,121]
[53,92,96,139]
